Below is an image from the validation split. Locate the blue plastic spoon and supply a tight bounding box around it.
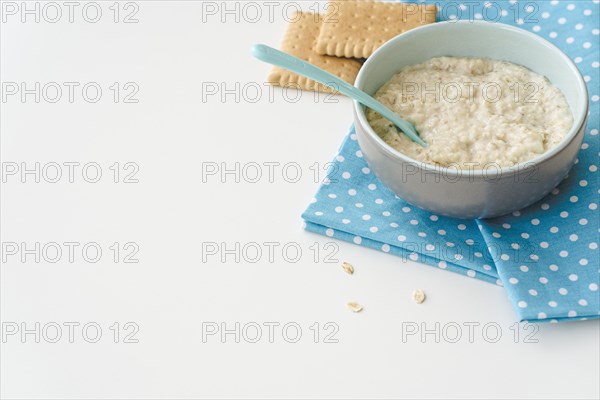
[252,44,426,147]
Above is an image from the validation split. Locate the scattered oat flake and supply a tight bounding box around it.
[347,302,363,312]
[342,262,354,275]
[412,289,426,304]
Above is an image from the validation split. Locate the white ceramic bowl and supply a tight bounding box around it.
[353,21,588,219]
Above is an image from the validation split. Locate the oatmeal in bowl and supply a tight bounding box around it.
[353,21,588,219]
[366,56,574,169]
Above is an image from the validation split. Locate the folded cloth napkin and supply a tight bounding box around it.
[303,1,599,322]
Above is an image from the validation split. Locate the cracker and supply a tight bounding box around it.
[268,12,362,93]
[315,1,437,59]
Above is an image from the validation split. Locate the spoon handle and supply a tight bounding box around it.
[252,44,426,147]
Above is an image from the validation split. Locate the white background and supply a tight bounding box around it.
[1,1,599,399]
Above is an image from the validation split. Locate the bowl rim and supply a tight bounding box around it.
[353,20,589,176]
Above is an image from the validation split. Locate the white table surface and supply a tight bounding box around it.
[1,1,598,399]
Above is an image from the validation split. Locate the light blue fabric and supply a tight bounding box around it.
[302,0,599,322]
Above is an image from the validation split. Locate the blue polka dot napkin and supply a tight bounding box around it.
[302,1,599,322]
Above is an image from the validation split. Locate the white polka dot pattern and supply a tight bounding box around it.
[303,1,599,322]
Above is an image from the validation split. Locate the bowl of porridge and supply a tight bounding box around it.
[353,21,588,219]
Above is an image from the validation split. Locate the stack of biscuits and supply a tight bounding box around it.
[267,0,437,93]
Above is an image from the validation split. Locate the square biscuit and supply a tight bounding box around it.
[315,1,437,59]
[268,12,362,93]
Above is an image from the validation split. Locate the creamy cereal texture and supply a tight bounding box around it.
[366,57,573,168]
